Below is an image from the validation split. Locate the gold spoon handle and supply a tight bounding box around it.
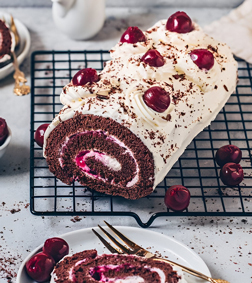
[11,51,30,96]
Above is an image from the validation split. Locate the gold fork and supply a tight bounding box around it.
[10,16,30,96]
[2,15,30,96]
[10,15,20,48]
[92,221,229,283]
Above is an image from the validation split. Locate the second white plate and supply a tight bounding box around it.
[17,226,211,283]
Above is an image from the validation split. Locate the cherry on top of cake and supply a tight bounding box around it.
[0,19,12,59]
[166,11,194,33]
[72,68,100,86]
[190,49,215,70]
[141,49,165,67]
[120,26,146,44]
[143,86,170,113]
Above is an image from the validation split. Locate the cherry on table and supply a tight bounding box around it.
[143,86,170,113]
[43,237,69,263]
[220,162,244,186]
[34,124,49,147]
[0,118,9,146]
[25,252,55,282]
[120,26,146,44]
[215,145,242,167]
[190,49,214,70]
[164,185,190,211]
[166,11,193,33]
[72,68,99,86]
[141,49,165,67]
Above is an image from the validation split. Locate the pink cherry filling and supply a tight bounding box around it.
[89,264,132,282]
[75,150,108,177]
[59,130,139,187]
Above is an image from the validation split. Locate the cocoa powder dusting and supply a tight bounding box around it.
[0,247,22,282]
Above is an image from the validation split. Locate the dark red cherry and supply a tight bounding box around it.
[143,86,170,113]
[215,145,242,167]
[72,68,99,86]
[25,252,55,282]
[166,11,193,33]
[120,26,146,44]
[0,118,9,146]
[141,49,165,67]
[34,124,49,147]
[190,49,214,70]
[43,237,69,263]
[164,185,190,211]
[220,162,244,186]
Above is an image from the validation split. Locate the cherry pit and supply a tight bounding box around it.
[26,237,69,282]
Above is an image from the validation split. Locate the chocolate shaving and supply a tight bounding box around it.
[162,114,171,121]
[96,94,109,100]
[172,74,185,81]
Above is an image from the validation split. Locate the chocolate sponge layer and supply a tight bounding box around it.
[45,113,154,199]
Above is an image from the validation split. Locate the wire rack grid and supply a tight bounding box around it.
[30,50,252,228]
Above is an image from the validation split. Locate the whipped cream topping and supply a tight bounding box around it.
[60,76,117,106]
[45,17,238,188]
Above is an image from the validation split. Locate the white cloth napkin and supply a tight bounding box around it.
[204,0,252,64]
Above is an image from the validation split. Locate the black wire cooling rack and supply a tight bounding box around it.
[30,50,252,228]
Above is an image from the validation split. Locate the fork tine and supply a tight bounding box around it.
[98,225,133,254]
[92,229,122,254]
[104,221,142,250]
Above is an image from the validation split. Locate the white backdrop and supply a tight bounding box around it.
[0,0,245,8]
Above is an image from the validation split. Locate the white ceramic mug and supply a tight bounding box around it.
[52,0,105,40]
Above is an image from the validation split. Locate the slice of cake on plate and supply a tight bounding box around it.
[50,249,187,283]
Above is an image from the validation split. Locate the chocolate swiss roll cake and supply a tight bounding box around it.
[50,250,186,283]
[44,11,237,199]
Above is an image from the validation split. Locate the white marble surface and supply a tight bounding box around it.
[0,6,251,283]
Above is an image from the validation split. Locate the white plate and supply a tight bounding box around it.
[17,226,211,283]
[0,12,31,80]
